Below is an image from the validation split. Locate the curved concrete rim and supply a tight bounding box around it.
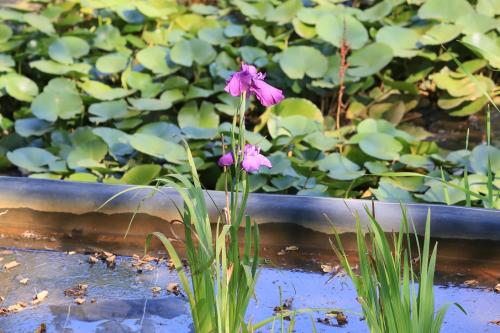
[0,176,499,240]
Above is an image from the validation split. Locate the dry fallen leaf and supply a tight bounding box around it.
[464,279,479,287]
[327,311,348,326]
[151,286,161,296]
[1,301,28,315]
[88,255,98,264]
[74,297,85,305]
[32,290,48,305]
[67,251,76,255]
[105,255,116,267]
[3,261,20,270]
[321,264,339,273]
[489,320,500,326]
[285,245,299,251]
[167,283,181,296]
[64,284,88,298]
[494,283,500,294]
[277,250,286,256]
[19,278,29,285]
[0,296,4,303]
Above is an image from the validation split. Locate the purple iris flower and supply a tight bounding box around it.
[224,63,284,107]
[217,144,272,173]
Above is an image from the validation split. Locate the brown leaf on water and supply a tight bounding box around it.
[105,255,116,268]
[67,251,76,255]
[285,245,299,251]
[489,320,500,325]
[34,323,46,333]
[167,283,181,296]
[327,310,348,326]
[19,278,29,285]
[64,284,88,298]
[31,290,48,305]
[88,255,98,264]
[0,296,4,303]
[74,297,85,305]
[151,286,161,296]
[494,283,500,293]
[464,279,479,287]
[1,301,28,315]
[3,261,19,270]
[273,298,293,320]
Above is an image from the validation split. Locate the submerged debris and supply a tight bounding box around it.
[329,311,348,326]
[88,251,117,267]
[273,298,293,320]
[74,297,85,305]
[0,302,28,315]
[64,284,88,298]
[166,282,181,296]
[3,261,20,270]
[34,323,46,333]
[132,254,160,273]
[31,290,48,305]
[151,286,162,296]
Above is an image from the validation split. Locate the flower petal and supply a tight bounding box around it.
[250,79,284,107]
[224,71,253,96]
[218,152,234,167]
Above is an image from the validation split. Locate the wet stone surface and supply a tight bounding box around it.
[0,249,499,333]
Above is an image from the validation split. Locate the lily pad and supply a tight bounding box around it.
[418,0,473,21]
[129,133,187,163]
[92,127,133,157]
[80,80,134,100]
[7,147,57,172]
[108,164,161,185]
[15,118,52,137]
[136,46,178,75]
[469,144,500,175]
[317,153,365,180]
[178,101,219,129]
[48,36,90,64]
[279,46,327,79]
[31,79,83,121]
[129,98,172,111]
[0,23,13,43]
[420,24,462,45]
[3,73,39,102]
[96,52,129,74]
[88,99,132,123]
[376,26,418,58]
[347,43,393,77]
[66,139,108,169]
[316,14,368,50]
[24,13,55,35]
[29,60,91,75]
[359,133,402,160]
[93,25,125,51]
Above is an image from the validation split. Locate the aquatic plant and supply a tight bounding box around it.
[329,208,466,333]
[1,0,498,209]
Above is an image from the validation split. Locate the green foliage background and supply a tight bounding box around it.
[0,0,498,207]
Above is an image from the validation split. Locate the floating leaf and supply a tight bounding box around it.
[316,14,368,50]
[48,36,90,64]
[24,13,55,35]
[108,164,161,185]
[376,26,418,58]
[420,24,461,45]
[0,23,13,43]
[469,144,500,175]
[29,60,91,75]
[7,147,57,172]
[317,153,365,180]
[347,43,393,77]
[80,80,134,100]
[15,118,52,137]
[3,73,38,102]
[93,24,125,51]
[372,177,415,203]
[32,78,83,121]
[96,52,129,74]
[129,133,186,163]
[416,179,466,205]
[462,33,500,69]
[136,46,178,75]
[129,98,171,111]
[418,0,473,21]
[279,46,327,79]
[88,99,132,122]
[66,139,108,169]
[359,133,402,160]
[92,127,133,157]
[178,101,219,129]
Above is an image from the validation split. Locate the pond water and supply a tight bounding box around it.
[1,249,499,333]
